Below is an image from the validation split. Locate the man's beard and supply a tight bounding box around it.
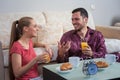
[75,26,83,32]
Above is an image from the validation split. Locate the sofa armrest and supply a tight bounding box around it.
[0,41,5,80]
[96,25,120,40]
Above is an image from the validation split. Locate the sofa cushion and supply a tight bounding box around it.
[12,12,46,26]
[105,38,120,53]
[43,11,95,32]
[3,38,120,67]
[3,45,58,67]
[43,11,73,33]
[0,14,13,49]
[37,24,63,45]
[43,11,72,25]
[114,22,120,27]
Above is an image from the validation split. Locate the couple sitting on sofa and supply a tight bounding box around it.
[10,8,107,80]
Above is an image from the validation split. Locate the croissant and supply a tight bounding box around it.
[96,61,108,68]
[60,62,72,71]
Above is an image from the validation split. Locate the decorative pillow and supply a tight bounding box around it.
[62,23,74,33]
[37,24,63,45]
[43,11,95,31]
[34,47,45,55]
[105,38,120,53]
[13,12,46,26]
[0,14,13,49]
[114,22,120,27]
[43,11,72,25]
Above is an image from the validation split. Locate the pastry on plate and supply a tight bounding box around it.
[60,62,72,71]
[96,61,108,68]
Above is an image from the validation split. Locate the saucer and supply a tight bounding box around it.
[56,66,73,74]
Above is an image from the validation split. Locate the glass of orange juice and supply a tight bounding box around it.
[44,54,51,63]
[81,42,88,50]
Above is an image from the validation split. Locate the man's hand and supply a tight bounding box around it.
[58,41,71,57]
[82,45,93,56]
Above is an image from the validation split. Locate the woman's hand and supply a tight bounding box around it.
[36,52,50,63]
[45,45,53,58]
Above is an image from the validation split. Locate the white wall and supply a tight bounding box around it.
[0,0,120,26]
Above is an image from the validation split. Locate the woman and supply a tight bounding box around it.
[9,17,52,80]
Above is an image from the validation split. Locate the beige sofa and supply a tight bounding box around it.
[0,11,120,80]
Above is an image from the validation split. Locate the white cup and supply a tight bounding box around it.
[69,57,82,68]
[105,54,119,65]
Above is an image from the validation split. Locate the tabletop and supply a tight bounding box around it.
[43,58,120,80]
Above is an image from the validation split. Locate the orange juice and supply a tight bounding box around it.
[81,42,88,50]
[44,54,51,63]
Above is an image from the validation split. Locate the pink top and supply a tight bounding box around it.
[10,40,39,80]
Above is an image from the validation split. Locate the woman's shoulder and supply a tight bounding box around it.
[10,41,23,54]
[12,41,22,48]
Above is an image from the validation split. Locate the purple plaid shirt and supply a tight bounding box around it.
[57,27,107,62]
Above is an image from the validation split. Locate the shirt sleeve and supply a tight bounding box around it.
[10,42,22,56]
[57,33,69,63]
[92,31,107,58]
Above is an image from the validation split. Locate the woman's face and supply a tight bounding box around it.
[25,19,39,38]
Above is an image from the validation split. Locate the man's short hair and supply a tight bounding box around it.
[72,8,88,18]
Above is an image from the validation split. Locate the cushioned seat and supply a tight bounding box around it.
[114,22,120,27]
[0,42,5,80]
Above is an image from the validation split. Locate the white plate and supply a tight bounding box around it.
[98,67,108,71]
[56,66,73,74]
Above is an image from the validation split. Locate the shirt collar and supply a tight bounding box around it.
[72,26,94,35]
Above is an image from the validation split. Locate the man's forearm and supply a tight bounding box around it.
[57,51,65,63]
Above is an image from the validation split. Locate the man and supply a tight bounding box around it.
[57,8,106,63]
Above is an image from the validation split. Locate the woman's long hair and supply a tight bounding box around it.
[9,17,33,80]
